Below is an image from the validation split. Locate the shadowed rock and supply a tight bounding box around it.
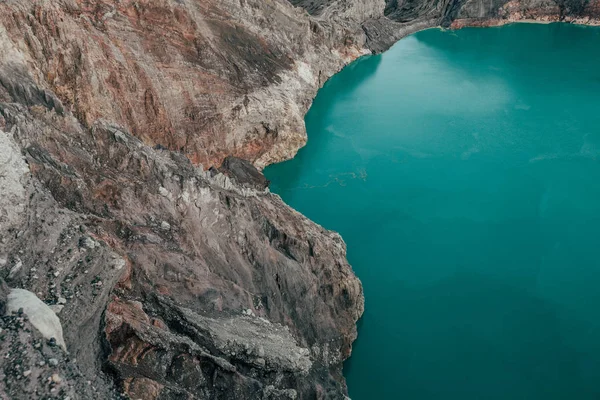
[219,156,270,190]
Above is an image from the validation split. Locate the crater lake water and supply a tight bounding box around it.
[264,23,600,399]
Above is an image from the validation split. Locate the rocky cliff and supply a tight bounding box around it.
[1,0,599,399]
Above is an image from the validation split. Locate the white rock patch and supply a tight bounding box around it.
[0,129,29,236]
[296,61,315,84]
[6,288,67,351]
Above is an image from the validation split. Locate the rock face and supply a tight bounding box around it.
[0,0,379,170]
[0,129,28,236]
[0,0,599,399]
[450,0,600,27]
[0,105,363,398]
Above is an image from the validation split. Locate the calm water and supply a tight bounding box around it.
[264,23,600,399]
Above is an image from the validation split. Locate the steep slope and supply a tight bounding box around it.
[0,0,383,169]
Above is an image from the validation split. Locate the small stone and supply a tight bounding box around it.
[160,221,171,231]
[113,259,125,270]
[159,186,169,197]
[51,373,62,383]
[114,129,128,142]
[23,370,31,377]
[48,358,59,366]
[53,271,60,277]
[57,297,67,305]
[8,260,23,279]
[80,237,96,249]
[49,305,64,315]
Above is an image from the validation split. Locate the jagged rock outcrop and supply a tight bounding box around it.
[0,101,363,398]
[0,0,381,170]
[1,0,600,399]
[449,0,600,26]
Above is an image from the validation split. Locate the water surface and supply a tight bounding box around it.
[264,23,600,399]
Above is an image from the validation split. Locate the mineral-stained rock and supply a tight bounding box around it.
[1,0,599,398]
[0,0,382,170]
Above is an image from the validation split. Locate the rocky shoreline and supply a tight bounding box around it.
[451,0,600,28]
[1,0,600,399]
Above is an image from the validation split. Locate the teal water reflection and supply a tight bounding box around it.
[265,23,600,399]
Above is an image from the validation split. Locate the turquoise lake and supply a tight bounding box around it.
[264,23,600,399]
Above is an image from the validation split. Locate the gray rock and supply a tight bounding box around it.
[160,221,171,231]
[49,305,64,315]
